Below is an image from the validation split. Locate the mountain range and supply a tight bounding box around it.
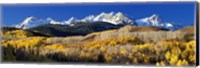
[15,12,182,30]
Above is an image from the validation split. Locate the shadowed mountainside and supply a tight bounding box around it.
[27,22,124,37]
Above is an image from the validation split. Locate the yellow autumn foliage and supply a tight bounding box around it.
[4,30,32,38]
[1,32,195,66]
[45,44,65,51]
[2,37,45,48]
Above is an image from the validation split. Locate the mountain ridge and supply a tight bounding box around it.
[15,12,182,30]
[3,22,173,37]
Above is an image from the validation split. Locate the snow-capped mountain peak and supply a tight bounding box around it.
[135,14,182,30]
[94,12,114,21]
[115,12,123,16]
[67,17,76,22]
[148,14,161,25]
[46,17,60,24]
[64,17,79,25]
[81,15,95,22]
[22,16,37,24]
[109,11,115,15]
[92,12,134,25]
[46,17,53,21]
[136,14,161,26]
[15,16,61,29]
[15,16,38,29]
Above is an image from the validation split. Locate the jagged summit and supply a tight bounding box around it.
[91,12,134,25]
[136,14,161,26]
[64,17,79,26]
[16,16,43,29]
[135,14,181,30]
[21,16,37,24]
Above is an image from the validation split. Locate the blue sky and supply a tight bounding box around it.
[1,2,196,27]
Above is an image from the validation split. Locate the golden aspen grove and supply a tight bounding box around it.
[1,25,196,66]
